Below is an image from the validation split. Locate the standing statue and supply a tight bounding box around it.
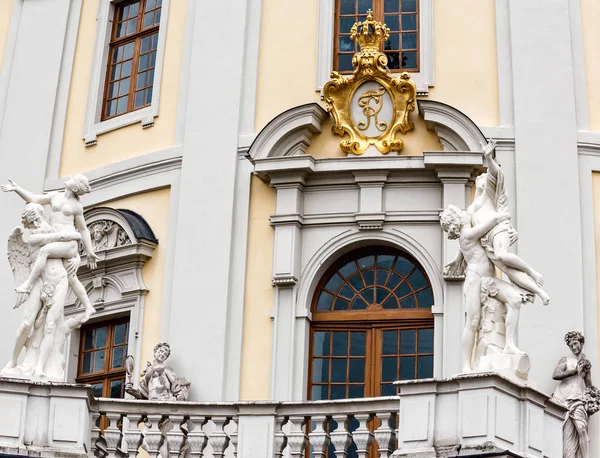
[125,343,191,401]
[552,331,600,458]
[1,176,99,380]
[441,141,548,376]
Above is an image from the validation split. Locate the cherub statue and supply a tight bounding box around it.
[552,331,598,458]
[2,203,89,379]
[125,343,190,401]
[1,175,100,321]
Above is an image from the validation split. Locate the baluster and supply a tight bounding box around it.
[330,415,353,458]
[309,415,330,458]
[166,415,186,458]
[208,416,231,458]
[352,414,374,458]
[374,412,397,458]
[186,416,209,457]
[286,416,309,458]
[91,411,107,457]
[103,412,123,457]
[121,414,143,457]
[144,414,164,458]
[273,416,288,458]
[227,417,239,458]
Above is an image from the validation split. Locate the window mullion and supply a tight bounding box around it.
[129,38,142,113]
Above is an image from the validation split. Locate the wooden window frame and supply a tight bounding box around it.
[76,317,130,398]
[101,0,161,121]
[333,0,420,74]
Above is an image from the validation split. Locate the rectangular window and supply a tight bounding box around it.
[334,0,419,73]
[102,0,162,121]
[76,318,130,398]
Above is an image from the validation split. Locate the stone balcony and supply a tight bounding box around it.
[0,373,565,458]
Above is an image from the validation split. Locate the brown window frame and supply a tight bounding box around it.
[308,247,434,401]
[333,0,420,74]
[76,317,130,399]
[101,0,161,121]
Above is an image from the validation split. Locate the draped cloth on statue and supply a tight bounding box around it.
[563,397,589,458]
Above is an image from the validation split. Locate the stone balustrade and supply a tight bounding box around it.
[1,373,567,458]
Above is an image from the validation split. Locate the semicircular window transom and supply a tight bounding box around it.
[314,248,433,312]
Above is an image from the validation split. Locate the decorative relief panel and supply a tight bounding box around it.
[80,220,132,254]
[323,10,417,155]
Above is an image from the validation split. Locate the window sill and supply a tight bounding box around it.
[83,107,156,147]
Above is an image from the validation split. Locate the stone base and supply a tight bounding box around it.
[0,377,92,457]
[474,352,531,383]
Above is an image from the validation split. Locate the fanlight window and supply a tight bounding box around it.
[314,251,433,313]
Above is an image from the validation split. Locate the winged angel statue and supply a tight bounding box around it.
[1,175,99,380]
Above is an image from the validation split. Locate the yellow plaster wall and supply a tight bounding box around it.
[59,0,187,177]
[581,0,600,131]
[239,176,276,400]
[95,187,171,365]
[0,0,13,69]
[428,0,499,126]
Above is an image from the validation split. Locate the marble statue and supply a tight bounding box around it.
[125,343,190,401]
[441,141,548,377]
[1,199,94,380]
[552,331,599,458]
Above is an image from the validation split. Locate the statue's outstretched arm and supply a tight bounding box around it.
[482,140,501,178]
[1,179,57,205]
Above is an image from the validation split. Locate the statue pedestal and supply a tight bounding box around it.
[474,353,531,384]
[0,377,92,457]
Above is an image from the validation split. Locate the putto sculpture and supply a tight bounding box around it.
[125,342,190,401]
[552,331,599,458]
[441,141,549,379]
[1,175,99,380]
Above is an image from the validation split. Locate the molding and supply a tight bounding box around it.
[81,0,172,146]
[494,0,514,127]
[418,100,487,151]
[248,103,328,160]
[314,0,434,95]
[0,0,23,137]
[567,0,589,130]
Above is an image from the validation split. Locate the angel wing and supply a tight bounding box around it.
[7,227,32,290]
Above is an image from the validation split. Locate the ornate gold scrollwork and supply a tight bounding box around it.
[323,10,417,155]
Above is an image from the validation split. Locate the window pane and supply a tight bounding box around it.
[376,269,388,286]
[91,383,103,398]
[376,288,388,303]
[144,12,154,28]
[361,287,374,304]
[382,357,397,382]
[314,331,330,356]
[349,359,365,383]
[148,68,155,85]
[340,17,355,34]
[384,0,399,13]
[117,96,128,114]
[378,255,395,269]
[331,359,347,383]
[348,385,364,398]
[338,54,353,72]
[127,19,137,35]
[105,100,116,117]
[400,294,416,309]
[358,256,374,268]
[129,2,139,16]
[93,350,105,372]
[385,34,400,50]
[350,296,368,310]
[317,291,334,311]
[330,385,346,400]
[339,36,354,53]
[119,78,130,96]
[154,8,161,24]
[110,63,121,80]
[96,327,107,348]
[387,273,402,290]
[134,90,145,108]
[417,288,433,308]
[358,0,371,14]
[112,346,124,369]
[114,323,128,345]
[137,71,147,89]
[141,36,153,53]
[394,257,414,276]
[122,60,132,77]
[312,385,328,400]
[382,330,398,355]
[313,358,329,383]
[386,51,401,70]
[138,54,149,71]
[418,355,433,379]
[348,274,364,290]
[332,332,348,356]
[385,15,400,31]
[84,330,94,350]
[110,379,125,398]
[381,384,396,396]
[402,14,417,31]
[340,0,355,14]
[362,270,374,286]
[400,330,416,354]
[82,353,92,373]
[333,297,350,310]
[402,0,417,12]
[116,23,127,38]
[339,285,354,299]
[350,332,366,356]
[146,0,156,11]
[339,261,357,278]
[382,295,398,309]
[145,87,153,104]
[408,269,427,290]
[402,32,417,49]
[325,273,344,293]
[400,356,415,380]
[418,329,434,353]
[108,82,118,99]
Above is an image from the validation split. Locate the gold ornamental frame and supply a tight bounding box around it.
[323,10,417,155]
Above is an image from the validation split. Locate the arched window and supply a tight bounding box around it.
[309,247,434,400]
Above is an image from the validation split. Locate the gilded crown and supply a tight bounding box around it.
[350,9,390,53]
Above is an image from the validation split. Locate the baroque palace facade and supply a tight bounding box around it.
[1,0,600,457]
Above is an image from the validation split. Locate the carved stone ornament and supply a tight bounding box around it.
[323,9,417,155]
[82,220,132,253]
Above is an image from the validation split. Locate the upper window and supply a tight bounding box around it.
[76,317,130,399]
[102,0,162,121]
[334,0,419,73]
